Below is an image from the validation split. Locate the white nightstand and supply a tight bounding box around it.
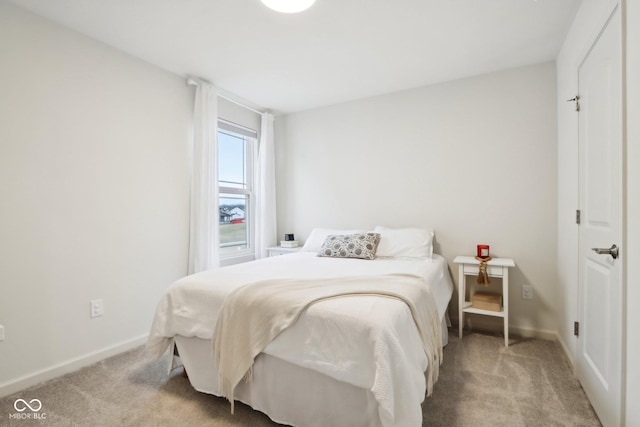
[453,256,516,346]
[266,246,302,257]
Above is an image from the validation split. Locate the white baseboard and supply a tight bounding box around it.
[0,334,148,399]
[508,324,558,341]
[462,316,558,341]
[555,333,576,374]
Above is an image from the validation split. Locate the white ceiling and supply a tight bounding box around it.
[9,0,580,114]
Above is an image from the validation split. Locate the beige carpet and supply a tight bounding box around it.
[1,331,601,426]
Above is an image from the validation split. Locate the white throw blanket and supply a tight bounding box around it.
[213,273,442,415]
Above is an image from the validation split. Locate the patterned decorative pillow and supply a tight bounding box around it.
[318,233,381,260]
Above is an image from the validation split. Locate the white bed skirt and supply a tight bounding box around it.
[173,318,448,427]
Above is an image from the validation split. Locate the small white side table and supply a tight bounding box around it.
[266,246,302,257]
[453,256,516,346]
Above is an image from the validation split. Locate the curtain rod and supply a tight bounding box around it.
[218,93,265,116]
[187,77,266,115]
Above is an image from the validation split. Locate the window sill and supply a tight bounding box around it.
[219,253,255,267]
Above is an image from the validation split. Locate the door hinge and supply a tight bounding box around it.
[576,209,581,225]
[574,321,580,337]
[567,95,580,112]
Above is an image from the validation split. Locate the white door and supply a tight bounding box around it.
[577,6,623,427]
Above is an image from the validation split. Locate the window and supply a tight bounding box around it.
[218,120,256,258]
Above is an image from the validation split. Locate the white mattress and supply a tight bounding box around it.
[148,253,453,426]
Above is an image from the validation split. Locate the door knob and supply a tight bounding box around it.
[591,244,619,259]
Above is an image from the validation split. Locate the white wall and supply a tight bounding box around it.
[0,2,192,395]
[624,0,640,423]
[276,63,558,336]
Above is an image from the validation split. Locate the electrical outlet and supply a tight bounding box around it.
[90,299,104,318]
[0,325,4,342]
[522,285,533,300]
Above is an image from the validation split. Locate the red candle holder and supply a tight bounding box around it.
[477,244,490,258]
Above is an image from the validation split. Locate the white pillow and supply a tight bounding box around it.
[373,226,435,258]
[301,228,369,252]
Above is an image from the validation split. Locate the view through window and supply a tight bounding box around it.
[218,124,255,255]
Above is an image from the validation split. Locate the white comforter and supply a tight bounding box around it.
[147,253,453,427]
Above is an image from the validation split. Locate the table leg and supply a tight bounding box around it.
[458,264,464,339]
[503,268,509,346]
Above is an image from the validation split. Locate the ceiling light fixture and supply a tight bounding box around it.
[261,0,316,13]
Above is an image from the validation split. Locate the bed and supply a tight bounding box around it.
[147,227,453,427]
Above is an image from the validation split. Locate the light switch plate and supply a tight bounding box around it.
[0,325,5,342]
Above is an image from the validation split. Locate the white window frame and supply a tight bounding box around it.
[217,119,257,266]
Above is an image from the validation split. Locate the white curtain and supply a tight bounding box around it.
[254,113,277,259]
[187,80,219,274]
